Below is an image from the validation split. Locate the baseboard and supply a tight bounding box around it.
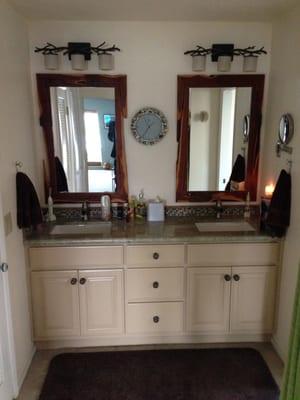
[35,334,271,350]
[271,336,286,363]
[14,344,36,398]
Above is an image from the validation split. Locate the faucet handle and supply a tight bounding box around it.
[81,201,89,220]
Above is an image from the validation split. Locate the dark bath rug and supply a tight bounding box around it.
[39,348,279,400]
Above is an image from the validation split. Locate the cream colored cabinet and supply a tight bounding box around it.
[31,269,124,339]
[31,270,80,339]
[187,265,277,335]
[29,242,279,346]
[187,267,231,333]
[79,270,124,336]
[230,266,277,333]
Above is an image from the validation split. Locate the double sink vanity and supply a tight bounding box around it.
[29,71,281,350]
[26,217,280,349]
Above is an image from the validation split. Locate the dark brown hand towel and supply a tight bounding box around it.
[16,172,43,229]
[225,154,245,191]
[55,156,69,192]
[266,169,291,237]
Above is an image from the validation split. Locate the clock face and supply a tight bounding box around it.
[131,107,168,145]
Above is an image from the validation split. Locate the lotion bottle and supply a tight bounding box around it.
[47,187,56,222]
[244,192,251,219]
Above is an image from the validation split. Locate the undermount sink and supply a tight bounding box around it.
[195,220,256,232]
[50,222,112,235]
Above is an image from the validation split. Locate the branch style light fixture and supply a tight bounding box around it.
[184,44,267,73]
[35,42,121,71]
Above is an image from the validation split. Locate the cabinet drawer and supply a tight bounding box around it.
[187,243,279,267]
[126,245,185,267]
[126,302,184,334]
[29,246,123,270]
[127,268,184,302]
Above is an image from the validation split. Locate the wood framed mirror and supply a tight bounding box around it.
[37,73,128,203]
[176,74,265,202]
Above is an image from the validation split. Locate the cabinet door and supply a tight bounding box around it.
[31,270,80,338]
[187,267,231,333]
[79,270,124,336]
[230,266,277,333]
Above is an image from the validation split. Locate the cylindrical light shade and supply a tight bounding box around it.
[217,55,232,72]
[243,55,258,72]
[44,53,59,70]
[192,55,206,72]
[71,54,88,70]
[98,54,114,70]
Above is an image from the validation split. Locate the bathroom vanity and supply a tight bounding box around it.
[26,220,280,349]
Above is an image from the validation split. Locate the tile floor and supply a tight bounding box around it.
[17,342,284,399]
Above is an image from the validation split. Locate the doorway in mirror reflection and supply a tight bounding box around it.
[188,86,251,192]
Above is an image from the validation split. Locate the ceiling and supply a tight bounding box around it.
[9,0,296,21]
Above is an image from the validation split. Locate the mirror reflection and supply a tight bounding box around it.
[51,86,116,193]
[188,87,251,192]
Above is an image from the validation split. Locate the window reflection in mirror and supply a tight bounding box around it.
[188,87,251,192]
[51,86,116,193]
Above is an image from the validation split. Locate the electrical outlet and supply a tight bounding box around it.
[4,212,12,236]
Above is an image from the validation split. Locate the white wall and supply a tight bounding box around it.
[0,0,37,389]
[189,88,220,191]
[28,21,272,203]
[262,4,300,361]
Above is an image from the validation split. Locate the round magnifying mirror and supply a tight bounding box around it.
[279,113,294,144]
[243,114,250,142]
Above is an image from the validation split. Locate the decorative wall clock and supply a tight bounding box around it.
[131,107,168,145]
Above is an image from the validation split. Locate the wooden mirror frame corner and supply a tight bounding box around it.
[176,74,265,202]
[36,73,128,203]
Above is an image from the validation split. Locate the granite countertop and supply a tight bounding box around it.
[24,217,280,247]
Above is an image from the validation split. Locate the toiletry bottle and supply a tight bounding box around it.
[244,192,251,219]
[47,187,56,222]
[136,189,146,219]
[128,196,136,220]
[101,195,111,221]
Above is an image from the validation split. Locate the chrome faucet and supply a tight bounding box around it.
[215,199,224,219]
[81,201,89,221]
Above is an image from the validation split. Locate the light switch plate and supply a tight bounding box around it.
[4,212,12,236]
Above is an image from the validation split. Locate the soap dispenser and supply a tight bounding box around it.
[136,189,146,218]
[244,192,251,219]
[47,187,56,222]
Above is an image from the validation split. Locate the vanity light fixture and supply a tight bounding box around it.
[35,42,121,71]
[184,44,267,73]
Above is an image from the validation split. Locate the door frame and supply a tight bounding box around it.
[0,193,18,397]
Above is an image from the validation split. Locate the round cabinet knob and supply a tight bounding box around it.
[153,252,160,260]
[153,281,159,289]
[233,274,240,282]
[224,274,231,282]
[0,263,8,273]
[153,316,160,323]
[70,278,77,285]
[80,277,87,285]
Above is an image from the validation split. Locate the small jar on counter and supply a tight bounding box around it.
[111,202,128,220]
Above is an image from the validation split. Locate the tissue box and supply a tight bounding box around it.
[147,201,165,222]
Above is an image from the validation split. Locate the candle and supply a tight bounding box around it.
[265,183,275,198]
